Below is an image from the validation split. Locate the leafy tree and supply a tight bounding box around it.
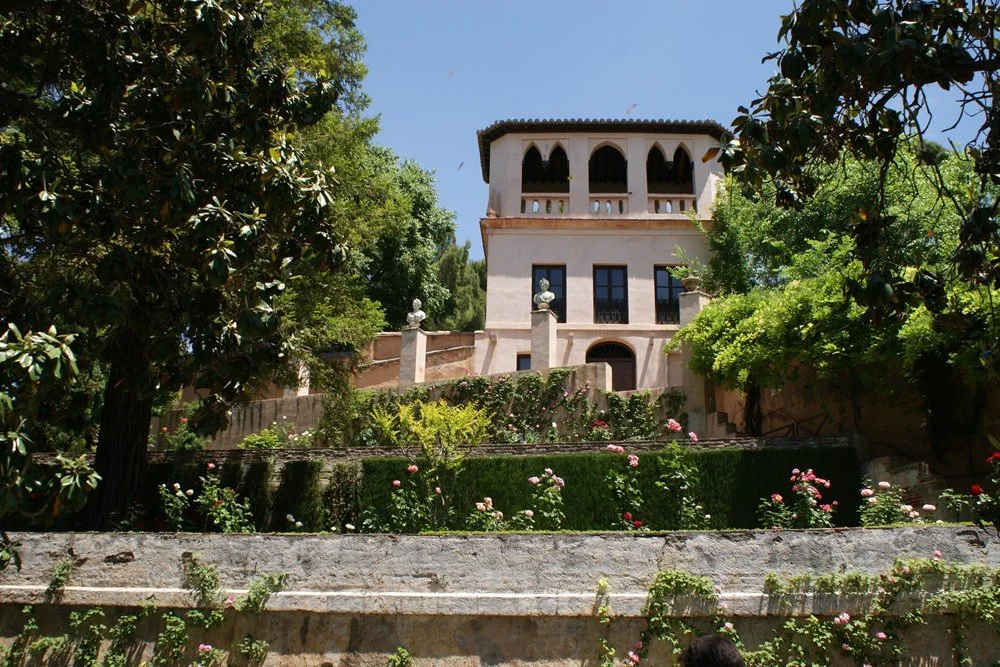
[361,157,457,329]
[0,325,99,524]
[717,0,999,368]
[0,0,365,527]
[426,241,486,331]
[680,146,992,435]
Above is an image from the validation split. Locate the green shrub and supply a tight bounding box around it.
[270,461,324,531]
[239,458,275,532]
[360,446,861,531]
[324,462,362,531]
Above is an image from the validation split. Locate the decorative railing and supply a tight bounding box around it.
[648,194,697,215]
[520,194,569,216]
[655,300,680,324]
[589,196,628,216]
[594,299,628,324]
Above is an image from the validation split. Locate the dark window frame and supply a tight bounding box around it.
[654,265,683,324]
[516,354,531,371]
[593,265,629,324]
[531,264,567,323]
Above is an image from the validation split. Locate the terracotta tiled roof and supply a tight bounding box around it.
[476,118,729,182]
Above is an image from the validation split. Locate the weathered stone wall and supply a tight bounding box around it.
[1,527,997,665]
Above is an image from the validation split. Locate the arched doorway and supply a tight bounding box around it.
[586,342,636,391]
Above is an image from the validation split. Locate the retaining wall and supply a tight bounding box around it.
[1,527,998,665]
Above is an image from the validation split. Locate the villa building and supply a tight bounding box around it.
[471,118,726,391]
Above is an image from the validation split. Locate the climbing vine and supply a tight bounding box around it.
[601,558,1000,666]
[0,557,288,666]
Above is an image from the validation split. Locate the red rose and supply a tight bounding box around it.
[623,512,632,521]
[988,453,1000,464]
[972,484,983,496]
[633,520,643,528]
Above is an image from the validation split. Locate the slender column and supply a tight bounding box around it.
[679,287,712,434]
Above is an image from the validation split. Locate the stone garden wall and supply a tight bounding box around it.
[2,527,998,665]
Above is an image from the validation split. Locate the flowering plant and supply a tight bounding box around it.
[858,480,935,526]
[588,419,612,441]
[940,441,1000,534]
[157,465,254,533]
[527,468,566,530]
[465,496,509,531]
[362,463,439,533]
[606,452,646,530]
[758,468,837,529]
[655,443,710,530]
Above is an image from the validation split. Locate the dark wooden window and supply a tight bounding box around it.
[531,265,566,323]
[654,266,682,324]
[593,266,628,324]
[516,354,531,371]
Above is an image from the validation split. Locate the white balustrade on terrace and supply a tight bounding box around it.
[520,194,569,216]
[648,194,697,215]
[589,196,629,216]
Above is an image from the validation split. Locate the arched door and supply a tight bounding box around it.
[586,342,636,391]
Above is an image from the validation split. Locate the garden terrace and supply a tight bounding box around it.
[2,527,999,665]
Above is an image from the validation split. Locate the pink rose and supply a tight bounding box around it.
[666,418,682,432]
[878,481,891,489]
[861,488,874,497]
[198,643,213,653]
[875,631,887,641]
[628,454,639,468]
[391,480,401,488]
[771,493,783,503]
[628,651,640,663]
[528,476,540,485]
[688,431,698,442]
[434,487,442,495]
[224,594,235,609]
[407,464,419,473]
[207,462,215,470]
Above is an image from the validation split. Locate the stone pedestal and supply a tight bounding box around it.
[679,290,712,435]
[530,309,558,372]
[399,328,427,389]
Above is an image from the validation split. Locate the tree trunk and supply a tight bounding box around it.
[744,381,763,437]
[86,328,154,529]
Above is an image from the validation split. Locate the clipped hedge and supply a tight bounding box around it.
[359,446,861,530]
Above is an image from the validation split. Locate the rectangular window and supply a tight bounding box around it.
[531,265,566,323]
[516,354,531,371]
[654,266,683,324]
[593,266,629,324]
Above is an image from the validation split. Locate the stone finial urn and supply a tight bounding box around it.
[681,276,703,293]
[533,279,555,310]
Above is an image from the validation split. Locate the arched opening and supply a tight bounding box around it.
[646,145,671,194]
[586,341,636,391]
[522,144,570,194]
[669,146,694,194]
[588,145,627,194]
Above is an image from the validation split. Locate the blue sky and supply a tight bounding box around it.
[352,2,975,260]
